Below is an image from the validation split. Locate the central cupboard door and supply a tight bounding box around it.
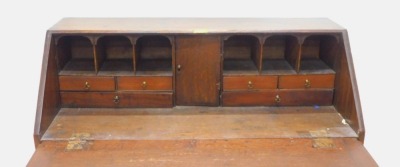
[175,36,221,106]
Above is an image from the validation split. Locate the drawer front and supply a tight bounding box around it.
[118,76,172,91]
[279,74,335,89]
[61,92,173,108]
[59,76,115,91]
[222,91,278,106]
[223,76,278,91]
[277,90,333,106]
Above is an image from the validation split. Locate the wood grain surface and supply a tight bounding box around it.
[28,138,377,167]
[42,106,356,140]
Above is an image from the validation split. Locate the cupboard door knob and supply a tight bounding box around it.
[248,81,253,89]
[142,81,147,89]
[305,79,311,88]
[113,95,120,104]
[84,81,90,90]
[275,95,281,103]
[177,64,181,71]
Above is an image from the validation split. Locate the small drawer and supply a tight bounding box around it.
[278,74,335,89]
[277,90,333,106]
[118,76,172,91]
[222,90,278,106]
[61,92,173,108]
[59,76,115,91]
[223,76,278,91]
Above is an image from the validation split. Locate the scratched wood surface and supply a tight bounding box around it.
[42,106,357,141]
[28,138,377,167]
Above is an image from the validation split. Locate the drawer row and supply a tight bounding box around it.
[61,89,333,108]
[223,74,335,90]
[222,89,333,106]
[59,76,173,91]
[61,92,173,108]
[59,74,335,92]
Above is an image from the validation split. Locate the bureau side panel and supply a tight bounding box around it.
[333,31,365,142]
[34,32,61,147]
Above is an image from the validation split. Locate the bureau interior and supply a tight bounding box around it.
[97,36,133,75]
[300,35,336,74]
[41,33,360,142]
[262,35,298,75]
[57,36,96,75]
[223,35,260,75]
[136,35,172,76]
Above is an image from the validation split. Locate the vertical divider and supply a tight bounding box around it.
[127,36,138,75]
[252,35,262,75]
[259,35,270,75]
[256,35,264,75]
[168,35,176,106]
[89,35,102,73]
[294,35,306,73]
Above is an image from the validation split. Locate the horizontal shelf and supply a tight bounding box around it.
[59,59,96,76]
[136,59,172,76]
[299,59,335,74]
[97,59,134,76]
[223,60,259,75]
[261,59,296,75]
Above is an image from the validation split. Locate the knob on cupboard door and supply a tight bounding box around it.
[177,64,181,71]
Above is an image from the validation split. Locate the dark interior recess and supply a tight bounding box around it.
[300,35,337,74]
[57,36,95,75]
[223,35,260,75]
[262,35,298,75]
[135,35,172,76]
[97,36,133,75]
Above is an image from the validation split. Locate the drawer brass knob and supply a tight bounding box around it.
[113,95,120,104]
[142,81,147,89]
[177,64,181,71]
[84,81,90,90]
[275,95,281,103]
[248,81,253,89]
[305,79,311,88]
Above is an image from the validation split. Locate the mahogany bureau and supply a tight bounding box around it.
[28,18,377,166]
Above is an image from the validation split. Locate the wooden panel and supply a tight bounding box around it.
[223,76,277,90]
[320,35,338,69]
[69,36,93,59]
[286,36,300,71]
[118,92,173,107]
[49,18,346,33]
[333,32,364,141]
[301,36,320,59]
[34,33,61,147]
[137,36,172,60]
[61,92,173,108]
[222,91,277,106]
[56,36,71,70]
[176,36,220,106]
[98,36,133,59]
[118,76,172,91]
[278,89,333,106]
[28,138,377,167]
[224,36,253,59]
[42,106,357,140]
[263,36,286,59]
[279,74,335,89]
[61,92,118,107]
[253,40,262,72]
[59,76,115,91]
